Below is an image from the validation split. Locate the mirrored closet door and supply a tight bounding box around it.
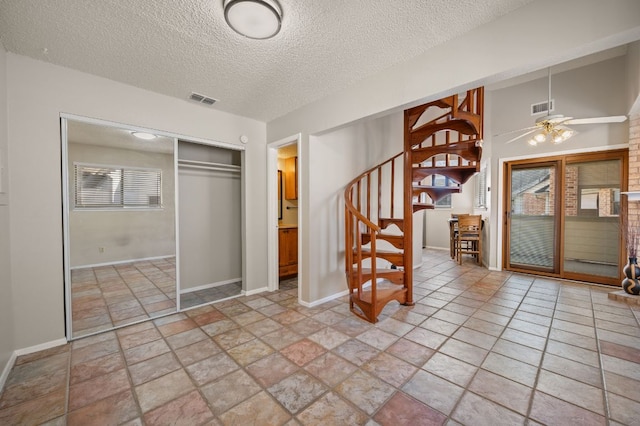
[62,117,178,339]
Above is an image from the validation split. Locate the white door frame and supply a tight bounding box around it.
[267,134,301,292]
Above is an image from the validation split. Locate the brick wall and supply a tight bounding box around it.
[629,114,640,226]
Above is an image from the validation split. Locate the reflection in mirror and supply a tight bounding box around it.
[63,118,177,339]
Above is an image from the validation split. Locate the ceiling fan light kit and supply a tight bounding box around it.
[223,0,282,39]
[502,68,627,146]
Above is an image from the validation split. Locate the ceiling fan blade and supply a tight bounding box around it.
[505,128,539,144]
[564,116,627,125]
[493,125,538,138]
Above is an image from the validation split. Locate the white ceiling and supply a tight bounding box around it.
[0,0,534,122]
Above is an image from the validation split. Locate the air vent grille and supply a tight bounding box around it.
[531,99,554,115]
[189,92,218,106]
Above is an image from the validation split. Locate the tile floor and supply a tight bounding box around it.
[71,257,242,338]
[2,249,640,425]
[71,258,178,337]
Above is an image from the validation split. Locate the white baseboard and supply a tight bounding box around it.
[0,351,17,394]
[1,338,67,394]
[14,338,68,357]
[298,289,349,308]
[243,286,269,297]
[424,246,448,251]
[180,278,242,294]
[71,255,175,270]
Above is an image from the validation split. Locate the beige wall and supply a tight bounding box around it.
[0,43,15,382]
[489,56,631,269]
[6,53,267,351]
[178,143,242,291]
[305,113,404,302]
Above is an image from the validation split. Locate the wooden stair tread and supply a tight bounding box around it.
[406,97,455,128]
[354,286,406,304]
[411,140,482,164]
[413,185,461,202]
[379,218,404,232]
[409,118,480,147]
[361,232,404,249]
[355,248,404,266]
[349,268,404,285]
[413,203,434,213]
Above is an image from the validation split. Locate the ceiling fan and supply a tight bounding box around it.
[501,68,627,146]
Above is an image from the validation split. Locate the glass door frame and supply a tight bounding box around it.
[503,158,562,276]
[502,149,628,286]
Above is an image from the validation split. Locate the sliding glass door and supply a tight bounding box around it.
[504,150,626,285]
[506,163,558,273]
[563,158,622,283]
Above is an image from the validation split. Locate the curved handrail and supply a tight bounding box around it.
[343,151,404,232]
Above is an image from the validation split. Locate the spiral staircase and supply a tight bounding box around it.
[343,87,484,323]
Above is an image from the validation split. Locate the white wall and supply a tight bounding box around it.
[6,54,267,349]
[305,113,404,302]
[0,43,15,382]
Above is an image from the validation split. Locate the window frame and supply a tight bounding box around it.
[475,167,487,209]
[73,162,163,211]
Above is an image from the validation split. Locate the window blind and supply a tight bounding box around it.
[75,163,162,208]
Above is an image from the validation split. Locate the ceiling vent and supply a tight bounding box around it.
[531,99,554,115]
[189,92,218,106]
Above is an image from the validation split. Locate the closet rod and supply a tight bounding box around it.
[178,163,241,173]
[178,158,240,170]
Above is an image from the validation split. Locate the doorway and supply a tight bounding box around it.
[267,134,301,294]
[503,149,627,285]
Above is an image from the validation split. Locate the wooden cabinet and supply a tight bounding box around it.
[278,226,298,278]
[284,156,297,200]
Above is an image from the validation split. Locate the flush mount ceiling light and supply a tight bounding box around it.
[131,131,157,140]
[224,0,282,40]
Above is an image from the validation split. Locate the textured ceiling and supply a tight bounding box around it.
[0,0,534,122]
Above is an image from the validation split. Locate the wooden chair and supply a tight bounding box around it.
[455,214,482,265]
[449,213,469,259]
